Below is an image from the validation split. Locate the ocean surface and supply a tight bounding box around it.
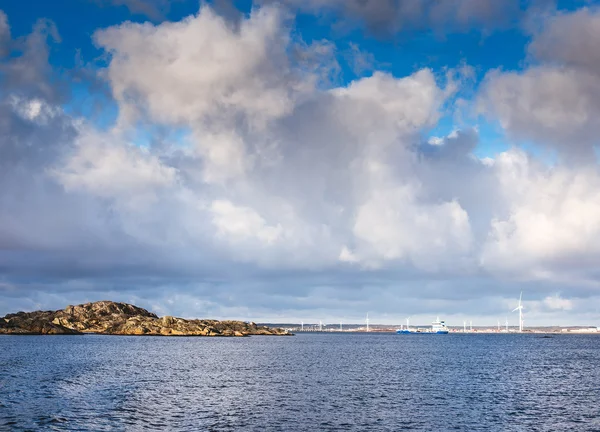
[1,333,599,431]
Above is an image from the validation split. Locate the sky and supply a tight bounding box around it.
[1,0,600,326]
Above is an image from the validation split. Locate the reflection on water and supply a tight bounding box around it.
[1,333,599,431]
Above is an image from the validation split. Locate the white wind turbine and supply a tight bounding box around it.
[513,292,524,332]
[366,313,370,332]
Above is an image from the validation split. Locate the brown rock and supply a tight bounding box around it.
[162,316,175,326]
[0,301,293,337]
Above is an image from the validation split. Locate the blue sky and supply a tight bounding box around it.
[1,0,581,159]
[1,0,600,326]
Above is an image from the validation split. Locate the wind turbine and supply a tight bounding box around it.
[406,317,410,331]
[497,320,500,332]
[366,313,370,332]
[470,320,473,332]
[463,321,466,332]
[301,321,304,331]
[340,321,343,331]
[512,292,524,332]
[505,317,508,332]
[319,320,323,331]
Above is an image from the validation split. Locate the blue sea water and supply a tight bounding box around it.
[1,333,599,431]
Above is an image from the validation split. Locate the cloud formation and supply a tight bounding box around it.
[1,4,600,325]
[267,0,522,35]
[480,7,600,162]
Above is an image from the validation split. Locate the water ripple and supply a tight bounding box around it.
[1,333,600,431]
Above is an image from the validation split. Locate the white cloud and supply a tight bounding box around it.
[479,8,600,162]
[53,129,177,207]
[482,149,600,275]
[332,70,442,135]
[192,129,250,183]
[338,246,359,263]
[93,5,340,185]
[479,67,600,159]
[94,5,298,128]
[428,136,445,146]
[3,3,600,324]
[10,96,61,123]
[351,184,473,271]
[86,6,460,273]
[480,157,494,167]
[477,8,600,285]
[211,200,283,245]
[543,294,573,311]
[528,8,600,75]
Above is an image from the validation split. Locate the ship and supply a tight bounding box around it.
[396,317,449,334]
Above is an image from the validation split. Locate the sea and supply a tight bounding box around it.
[1,332,599,431]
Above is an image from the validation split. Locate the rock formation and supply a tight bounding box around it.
[0,301,291,336]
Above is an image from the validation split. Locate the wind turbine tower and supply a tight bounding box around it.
[301,321,304,331]
[470,320,473,332]
[366,314,370,332]
[319,320,323,331]
[340,321,342,331]
[513,292,524,332]
[463,321,466,332]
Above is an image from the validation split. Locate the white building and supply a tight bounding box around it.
[561,327,599,333]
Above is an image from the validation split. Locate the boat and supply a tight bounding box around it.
[430,317,449,334]
[396,317,449,334]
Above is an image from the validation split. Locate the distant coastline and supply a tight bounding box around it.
[0,301,292,337]
[279,324,600,334]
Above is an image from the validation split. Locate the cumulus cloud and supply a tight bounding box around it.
[475,8,600,289]
[482,150,600,276]
[94,6,298,128]
[528,8,600,74]
[479,67,600,161]
[93,5,333,183]
[211,200,283,246]
[2,7,468,273]
[479,7,600,162]
[87,5,476,275]
[2,3,600,324]
[349,185,473,271]
[331,70,443,133]
[52,130,178,206]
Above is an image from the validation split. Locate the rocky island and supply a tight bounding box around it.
[0,301,292,337]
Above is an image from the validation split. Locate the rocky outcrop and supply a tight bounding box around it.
[0,301,292,337]
[0,310,82,335]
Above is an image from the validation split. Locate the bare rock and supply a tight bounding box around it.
[0,311,81,335]
[0,301,292,337]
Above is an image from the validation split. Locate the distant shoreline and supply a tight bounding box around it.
[279,326,599,334]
